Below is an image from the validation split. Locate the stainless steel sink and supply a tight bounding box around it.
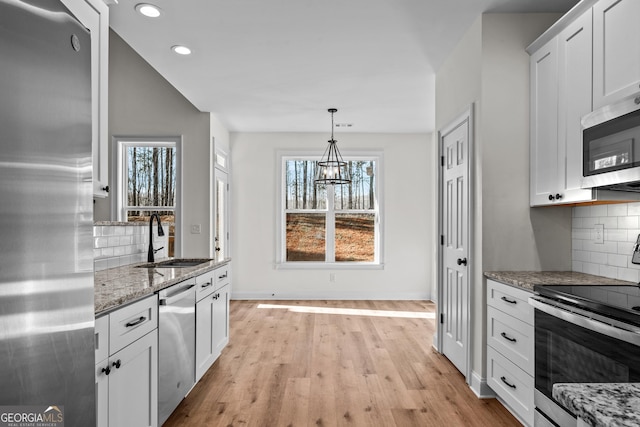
[136,258,212,268]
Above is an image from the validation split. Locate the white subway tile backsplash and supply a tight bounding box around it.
[591,205,608,217]
[607,253,628,268]
[605,229,628,242]
[619,216,640,229]
[574,206,591,217]
[628,202,640,215]
[599,265,618,279]
[607,204,628,217]
[598,217,618,229]
[618,268,639,283]
[583,263,600,275]
[573,202,640,282]
[93,223,169,272]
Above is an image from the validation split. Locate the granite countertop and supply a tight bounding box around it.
[484,271,632,292]
[94,258,231,315]
[553,383,640,427]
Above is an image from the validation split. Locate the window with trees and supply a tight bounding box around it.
[116,138,179,256]
[279,154,381,266]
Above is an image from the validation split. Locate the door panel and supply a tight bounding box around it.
[440,115,470,376]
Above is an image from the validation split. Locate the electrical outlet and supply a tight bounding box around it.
[594,224,604,244]
[190,224,201,234]
[329,273,335,282]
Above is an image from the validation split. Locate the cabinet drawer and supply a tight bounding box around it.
[95,314,109,363]
[109,295,158,355]
[213,264,231,290]
[487,346,534,427]
[487,280,533,324]
[487,306,534,375]
[195,270,215,301]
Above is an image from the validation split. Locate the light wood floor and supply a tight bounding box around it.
[164,300,519,427]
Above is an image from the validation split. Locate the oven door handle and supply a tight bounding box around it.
[529,296,640,347]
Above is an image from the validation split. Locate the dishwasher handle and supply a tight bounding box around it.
[159,284,195,305]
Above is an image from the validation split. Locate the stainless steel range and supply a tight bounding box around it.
[530,284,640,426]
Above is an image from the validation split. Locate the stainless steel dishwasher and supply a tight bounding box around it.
[158,279,196,425]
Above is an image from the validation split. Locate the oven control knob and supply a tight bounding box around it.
[548,195,555,201]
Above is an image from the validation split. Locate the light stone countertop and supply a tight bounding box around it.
[553,383,640,427]
[484,271,632,292]
[94,258,231,315]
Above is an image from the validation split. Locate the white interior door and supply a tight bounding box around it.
[439,109,471,378]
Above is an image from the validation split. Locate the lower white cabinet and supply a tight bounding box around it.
[486,279,534,426]
[195,264,231,382]
[96,296,158,427]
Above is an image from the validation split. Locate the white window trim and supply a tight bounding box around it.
[111,135,183,257]
[276,149,384,270]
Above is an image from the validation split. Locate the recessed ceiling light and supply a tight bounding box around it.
[171,45,192,55]
[135,3,161,18]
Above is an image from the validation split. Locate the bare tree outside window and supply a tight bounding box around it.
[284,158,378,263]
[125,145,176,256]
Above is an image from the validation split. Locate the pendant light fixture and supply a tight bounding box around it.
[315,108,351,185]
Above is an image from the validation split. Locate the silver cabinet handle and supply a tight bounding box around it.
[160,285,195,305]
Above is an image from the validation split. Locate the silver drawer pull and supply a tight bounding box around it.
[500,376,516,389]
[218,272,227,280]
[501,296,517,304]
[500,332,517,343]
[125,316,146,327]
[201,281,213,288]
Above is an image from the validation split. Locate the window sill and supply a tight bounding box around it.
[275,262,384,270]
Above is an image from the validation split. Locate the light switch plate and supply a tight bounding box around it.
[190,224,201,234]
[594,224,604,244]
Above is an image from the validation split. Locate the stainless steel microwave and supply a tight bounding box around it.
[581,93,640,191]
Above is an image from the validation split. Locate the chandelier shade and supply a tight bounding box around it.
[315,108,351,185]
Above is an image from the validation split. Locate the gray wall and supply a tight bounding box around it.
[94,30,212,257]
[435,13,572,381]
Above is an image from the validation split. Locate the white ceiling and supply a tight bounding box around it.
[108,0,579,134]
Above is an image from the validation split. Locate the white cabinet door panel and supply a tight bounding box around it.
[593,0,640,109]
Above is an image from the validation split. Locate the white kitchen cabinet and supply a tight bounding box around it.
[593,0,640,110]
[195,264,231,382]
[486,280,534,426]
[212,282,230,357]
[530,9,595,206]
[108,331,158,427]
[530,37,559,206]
[60,0,109,198]
[556,9,594,204]
[95,296,158,427]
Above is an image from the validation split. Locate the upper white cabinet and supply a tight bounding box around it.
[556,9,594,203]
[530,9,594,206]
[593,0,640,109]
[61,0,109,198]
[528,1,640,206]
[530,37,559,206]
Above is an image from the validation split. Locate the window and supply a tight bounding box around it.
[279,153,382,267]
[115,138,181,257]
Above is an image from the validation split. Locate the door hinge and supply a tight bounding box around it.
[441,156,444,167]
[440,313,444,324]
[440,235,444,245]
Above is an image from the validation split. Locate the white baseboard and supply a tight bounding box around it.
[469,370,495,399]
[231,291,431,300]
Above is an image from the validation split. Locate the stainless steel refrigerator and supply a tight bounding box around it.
[0,1,95,426]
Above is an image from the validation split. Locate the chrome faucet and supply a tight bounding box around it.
[148,213,165,262]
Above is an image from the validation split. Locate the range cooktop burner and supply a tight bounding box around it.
[534,284,640,327]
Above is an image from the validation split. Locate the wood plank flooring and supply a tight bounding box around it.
[163,300,519,427]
